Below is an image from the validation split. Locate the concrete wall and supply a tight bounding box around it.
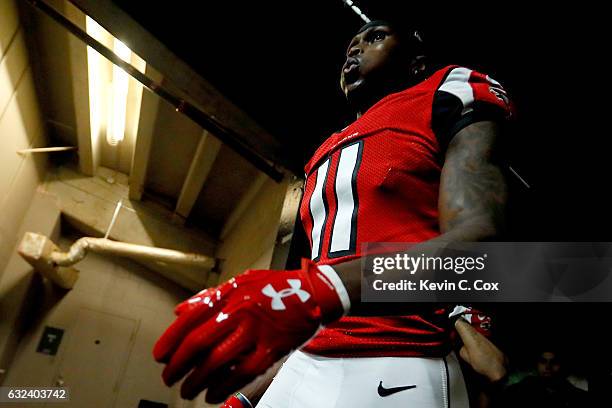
[0,0,49,384]
[0,191,60,385]
[0,2,290,404]
[216,176,290,282]
[0,0,48,280]
[2,206,191,406]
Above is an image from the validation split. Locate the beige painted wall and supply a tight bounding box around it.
[0,3,289,404]
[2,218,192,407]
[0,0,48,281]
[217,176,289,282]
[0,188,220,406]
[0,191,61,385]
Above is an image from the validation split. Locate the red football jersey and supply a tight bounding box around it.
[299,65,512,357]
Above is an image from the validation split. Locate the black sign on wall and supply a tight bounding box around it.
[36,326,64,355]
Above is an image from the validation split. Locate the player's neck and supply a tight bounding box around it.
[353,88,396,117]
[353,77,418,117]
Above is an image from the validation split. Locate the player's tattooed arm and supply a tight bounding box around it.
[334,120,509,314]
[439,120,507,241]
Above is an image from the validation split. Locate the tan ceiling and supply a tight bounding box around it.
[21,0,274,245]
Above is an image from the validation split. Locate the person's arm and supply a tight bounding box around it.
[332,120,508,314]
[454,318,509,408]
[153,120,510,402]
[455,318,507,382]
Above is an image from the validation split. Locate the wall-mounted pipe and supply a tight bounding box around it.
[50,237,215,268]
[17,146,77,155]
[18,232,216,289]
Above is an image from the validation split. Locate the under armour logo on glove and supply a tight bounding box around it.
[261,279,311,310]
[153,259,349,403]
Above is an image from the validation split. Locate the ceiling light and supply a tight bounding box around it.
[107,39,131,146]
[85,17,133,147]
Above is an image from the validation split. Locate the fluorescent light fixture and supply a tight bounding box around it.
[85,17,133,147]
[86,16,104,151]
[107,39,131,146]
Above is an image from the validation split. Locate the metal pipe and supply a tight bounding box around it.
[17,146,77,154]
[104,200,123,239]
[24,0,284,182]
[50,237,216,269]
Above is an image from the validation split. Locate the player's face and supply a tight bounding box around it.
[536,351,561,378]
[340,24,406,101]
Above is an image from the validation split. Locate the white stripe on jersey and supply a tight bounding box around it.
[310,159,330,260]
[317,265,351,314]
[330,143,360,253]
[438,67,474,115]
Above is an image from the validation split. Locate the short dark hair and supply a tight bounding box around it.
[536,348,564,365]
[356,20,427,56]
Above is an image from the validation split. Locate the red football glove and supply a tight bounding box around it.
[153,259,350,402]
[449,305,492,337]
[221,392,253,408]
[173,286,215,316]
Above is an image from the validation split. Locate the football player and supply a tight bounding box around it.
[154,19,513,407]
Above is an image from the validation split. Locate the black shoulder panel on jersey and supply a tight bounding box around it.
[431,90,509,151]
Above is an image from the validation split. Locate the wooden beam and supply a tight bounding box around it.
[129,66,161,200]
[174,130,222,219]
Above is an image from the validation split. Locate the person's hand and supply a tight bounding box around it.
[454,318,507,383]
[153,259,349,403]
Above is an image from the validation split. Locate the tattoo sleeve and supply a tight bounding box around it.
[439,121,508,239]
[330,121,510,312]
